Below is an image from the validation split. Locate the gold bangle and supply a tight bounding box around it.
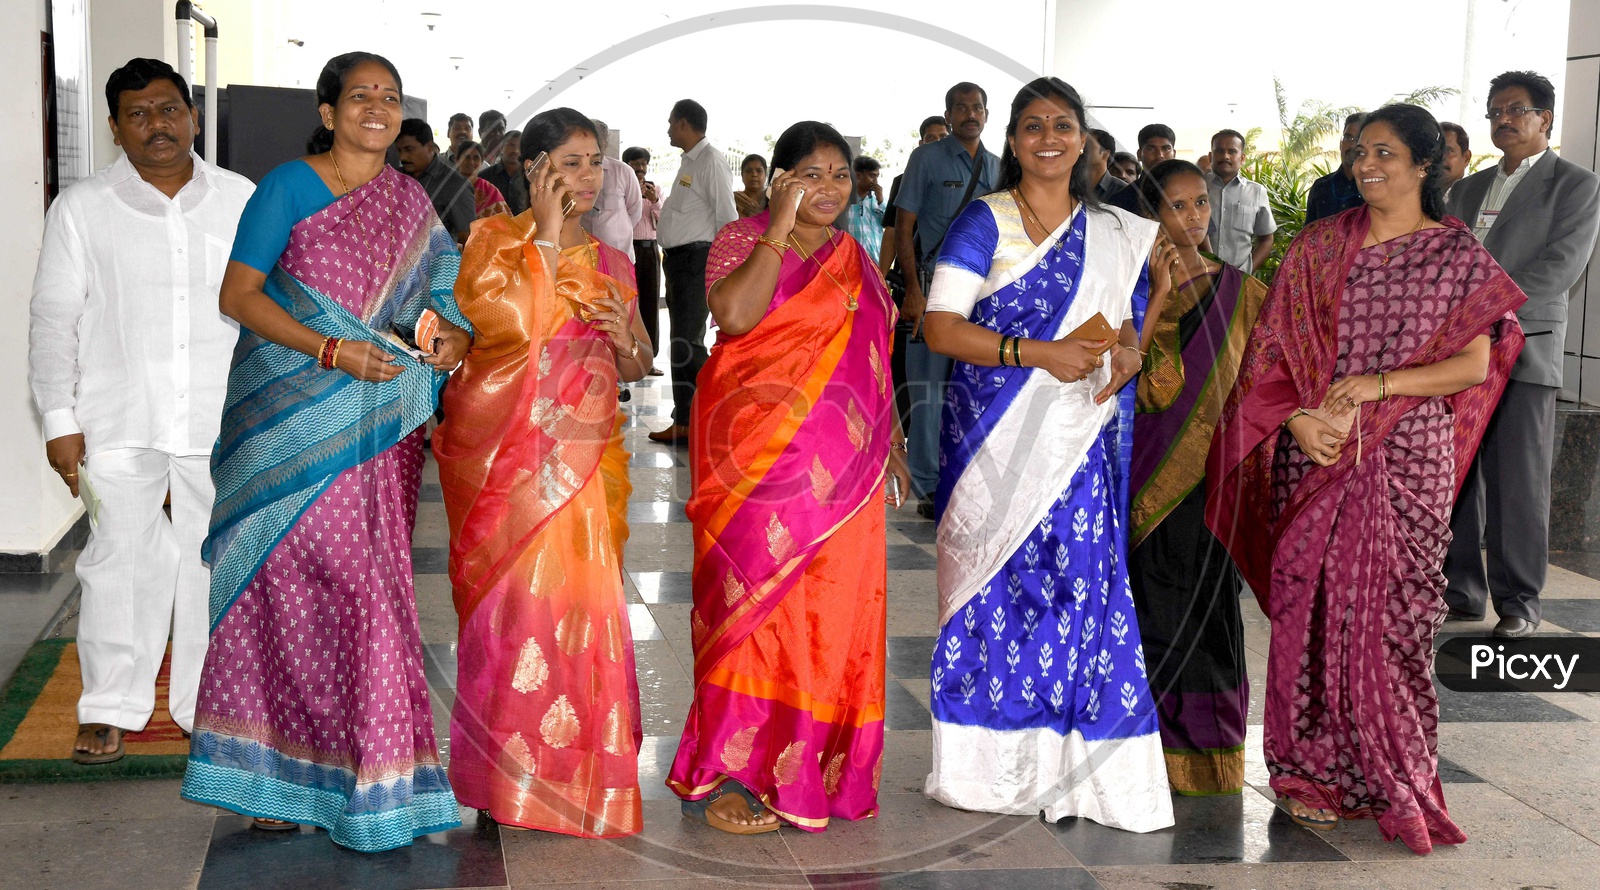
[330,338,344,370]
[757,235,791,252]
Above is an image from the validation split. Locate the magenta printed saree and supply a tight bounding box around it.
[667,214,896,830]
[1207,208,1525,853]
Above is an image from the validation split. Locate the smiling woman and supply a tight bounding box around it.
[179,51,473,853]
[1206,103,1528,852]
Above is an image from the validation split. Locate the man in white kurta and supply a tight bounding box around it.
[27,58,253,761]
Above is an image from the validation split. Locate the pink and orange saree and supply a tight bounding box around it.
[667,214,896,830]
[435,212,642,837]
[1207,208,1525,854]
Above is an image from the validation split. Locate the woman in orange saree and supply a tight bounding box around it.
[668,122,911,834]
[435,109,656,838]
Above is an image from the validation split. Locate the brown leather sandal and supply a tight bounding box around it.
[71,723,125,765]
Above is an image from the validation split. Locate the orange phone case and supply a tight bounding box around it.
[1065,313,1115,355]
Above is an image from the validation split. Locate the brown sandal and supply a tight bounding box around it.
[71,723,125,765]
[681,782,780,835]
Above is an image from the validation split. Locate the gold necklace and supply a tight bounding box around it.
[1012,187,1072,249]
[1376,214,1426,265]
[789,227,858,311]
[331,150,394,273]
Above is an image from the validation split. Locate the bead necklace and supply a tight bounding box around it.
[331,150,396,273]
[789,227,859,311]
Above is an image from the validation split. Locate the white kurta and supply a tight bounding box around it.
[28,152,253,732]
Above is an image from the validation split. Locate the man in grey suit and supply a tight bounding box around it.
[1443,70,1600,639]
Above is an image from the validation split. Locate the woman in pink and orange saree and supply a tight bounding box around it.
[667,121,911,835]
[434,108,655,838]
[1207,105,1525,854]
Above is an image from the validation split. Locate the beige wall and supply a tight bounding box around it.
[1564,0,1600,406]
[3,0,84,555]
[88,0,173,170]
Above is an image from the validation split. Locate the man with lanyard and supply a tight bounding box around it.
[1443,70,1600,639]
[893,82,1001,518]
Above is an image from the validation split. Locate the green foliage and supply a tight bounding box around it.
[1243,78,1461,284]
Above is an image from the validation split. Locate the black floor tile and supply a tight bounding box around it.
[887,545,938,571]
[1551,551,1600,582]
[1433,681,1587,723]
[808,868,1104,889]
[418,483,443,503]
[1047,790,1347,866]
[1436,755,1484,783]
[890,521,938,544]
[411,547,449,574]
[884,679,933,730]
[633,571,695,603]
[196,810,505,890]
[887,636,937,680]
[628,500,689,524]
[1538,599,1600,631]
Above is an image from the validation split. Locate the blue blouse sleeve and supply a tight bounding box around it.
[934,199,999,278]
[229,160,335,273]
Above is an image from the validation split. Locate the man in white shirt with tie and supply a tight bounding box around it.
[27,59,254,763]
[650,99,737,443]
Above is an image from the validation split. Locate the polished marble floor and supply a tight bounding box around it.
[5,373,1600,890]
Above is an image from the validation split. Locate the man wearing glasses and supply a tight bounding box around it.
[1444,70,1600,640]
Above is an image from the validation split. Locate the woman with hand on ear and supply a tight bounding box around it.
[434,107,653,839]
[1206,104,1525,852]
[668,121,906,835]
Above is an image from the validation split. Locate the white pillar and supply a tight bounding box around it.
[3,0,82,562]
[1563,0,1600,406]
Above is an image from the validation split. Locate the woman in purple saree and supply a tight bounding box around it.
[182,53,472,852]
[1207,105,1524,853]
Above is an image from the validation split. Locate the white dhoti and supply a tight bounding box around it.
[74,448,212,733]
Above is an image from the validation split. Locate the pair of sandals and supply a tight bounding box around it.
[681,781,781,835]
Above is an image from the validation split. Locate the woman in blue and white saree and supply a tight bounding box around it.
[921,78,1176,832]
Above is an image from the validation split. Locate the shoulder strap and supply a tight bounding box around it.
[924,146,992,261]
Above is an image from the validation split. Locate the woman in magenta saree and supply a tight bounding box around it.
[183,54,472,852]
[668,122,909,834]
[1206,106,1524,854]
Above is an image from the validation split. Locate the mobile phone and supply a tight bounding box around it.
[888,474,903,508]
[527,151,549,177]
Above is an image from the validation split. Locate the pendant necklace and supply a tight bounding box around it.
[331,150,396,273]
[789,227,859,311]
[1377,214,1426,265]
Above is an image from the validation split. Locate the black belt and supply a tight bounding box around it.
[662,241,711,257]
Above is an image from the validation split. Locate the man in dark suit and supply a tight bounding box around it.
[1443,70,1600,639]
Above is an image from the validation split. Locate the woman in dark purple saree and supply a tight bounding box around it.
[1128,160,1268,796]
[1206,105,1524,853]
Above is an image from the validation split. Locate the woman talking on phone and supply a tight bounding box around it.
[434,107,654,837]
[920,77,1177,832]
[667,121,910,835]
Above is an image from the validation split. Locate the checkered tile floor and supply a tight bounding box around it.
[4,370,1600,889]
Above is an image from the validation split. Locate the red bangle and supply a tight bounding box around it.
[318,336,338,370]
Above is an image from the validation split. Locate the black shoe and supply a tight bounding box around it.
[1444,607,1485,622]
[917,500,937,521]
[1492,616,1537,639]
